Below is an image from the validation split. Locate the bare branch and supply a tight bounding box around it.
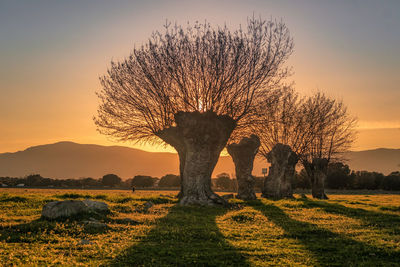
[94,17,293,145]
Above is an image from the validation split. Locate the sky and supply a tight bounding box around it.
[1,0,399,153]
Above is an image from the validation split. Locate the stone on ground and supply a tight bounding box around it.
[41,199,109,220]
[42,200,89,219]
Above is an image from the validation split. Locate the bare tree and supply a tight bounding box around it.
[256,86,316,158]
[95,17,293,205]
[300,92,357,199]
[252,88,356,199]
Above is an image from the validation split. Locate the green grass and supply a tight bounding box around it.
[0,189,400,266]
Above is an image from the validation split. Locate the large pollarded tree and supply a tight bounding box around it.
[227,134,261,200]
[253,86,311,198]
[95,18,293,205]
[300,92,357,199]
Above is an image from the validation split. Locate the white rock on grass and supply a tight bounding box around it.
[42,199,109,219]
[42,200,89,219]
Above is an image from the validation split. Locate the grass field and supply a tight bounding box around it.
[1,189,400,266]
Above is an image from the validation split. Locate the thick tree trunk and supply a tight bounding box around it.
[262,143,298,199]
[179,147,224,205]
[227,135,260,200]
[304,158,329,199]
[311,158,329,199]
[157,111,236,206]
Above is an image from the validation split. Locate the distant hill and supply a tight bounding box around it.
[344,148,400,175]
[0,142,398,179]
[0,141,266,179]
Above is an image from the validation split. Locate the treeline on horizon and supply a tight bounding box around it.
[1,162,400,191]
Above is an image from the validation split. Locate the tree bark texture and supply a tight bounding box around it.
[304,158,329,199]
[227,135,260,200]
[262,143,298,199]
[157,111,236,205]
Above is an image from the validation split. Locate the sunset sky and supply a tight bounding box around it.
[1,0,399,153]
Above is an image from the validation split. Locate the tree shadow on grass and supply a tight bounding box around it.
[0,213,111,243]
[297,199,400,235]
[249,200,400,266]
[107,205,250,266]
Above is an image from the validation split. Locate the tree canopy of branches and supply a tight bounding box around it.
[95,17,293,144]
[94,17,293,205]
[254,86,313,158]
[300,92,357,164]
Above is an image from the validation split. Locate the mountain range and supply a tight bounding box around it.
[0,141,399,179]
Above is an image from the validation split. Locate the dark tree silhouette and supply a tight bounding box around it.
[25,174,44,186]
[101,174,122,187]
[326,162,351,189]
[382,172,400,190]
[352,171,384,190]
[158,174,180,187]
[95,17,293,205]
[293,169,311,189]
[215,173,234,191]
[131,175,158,188]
